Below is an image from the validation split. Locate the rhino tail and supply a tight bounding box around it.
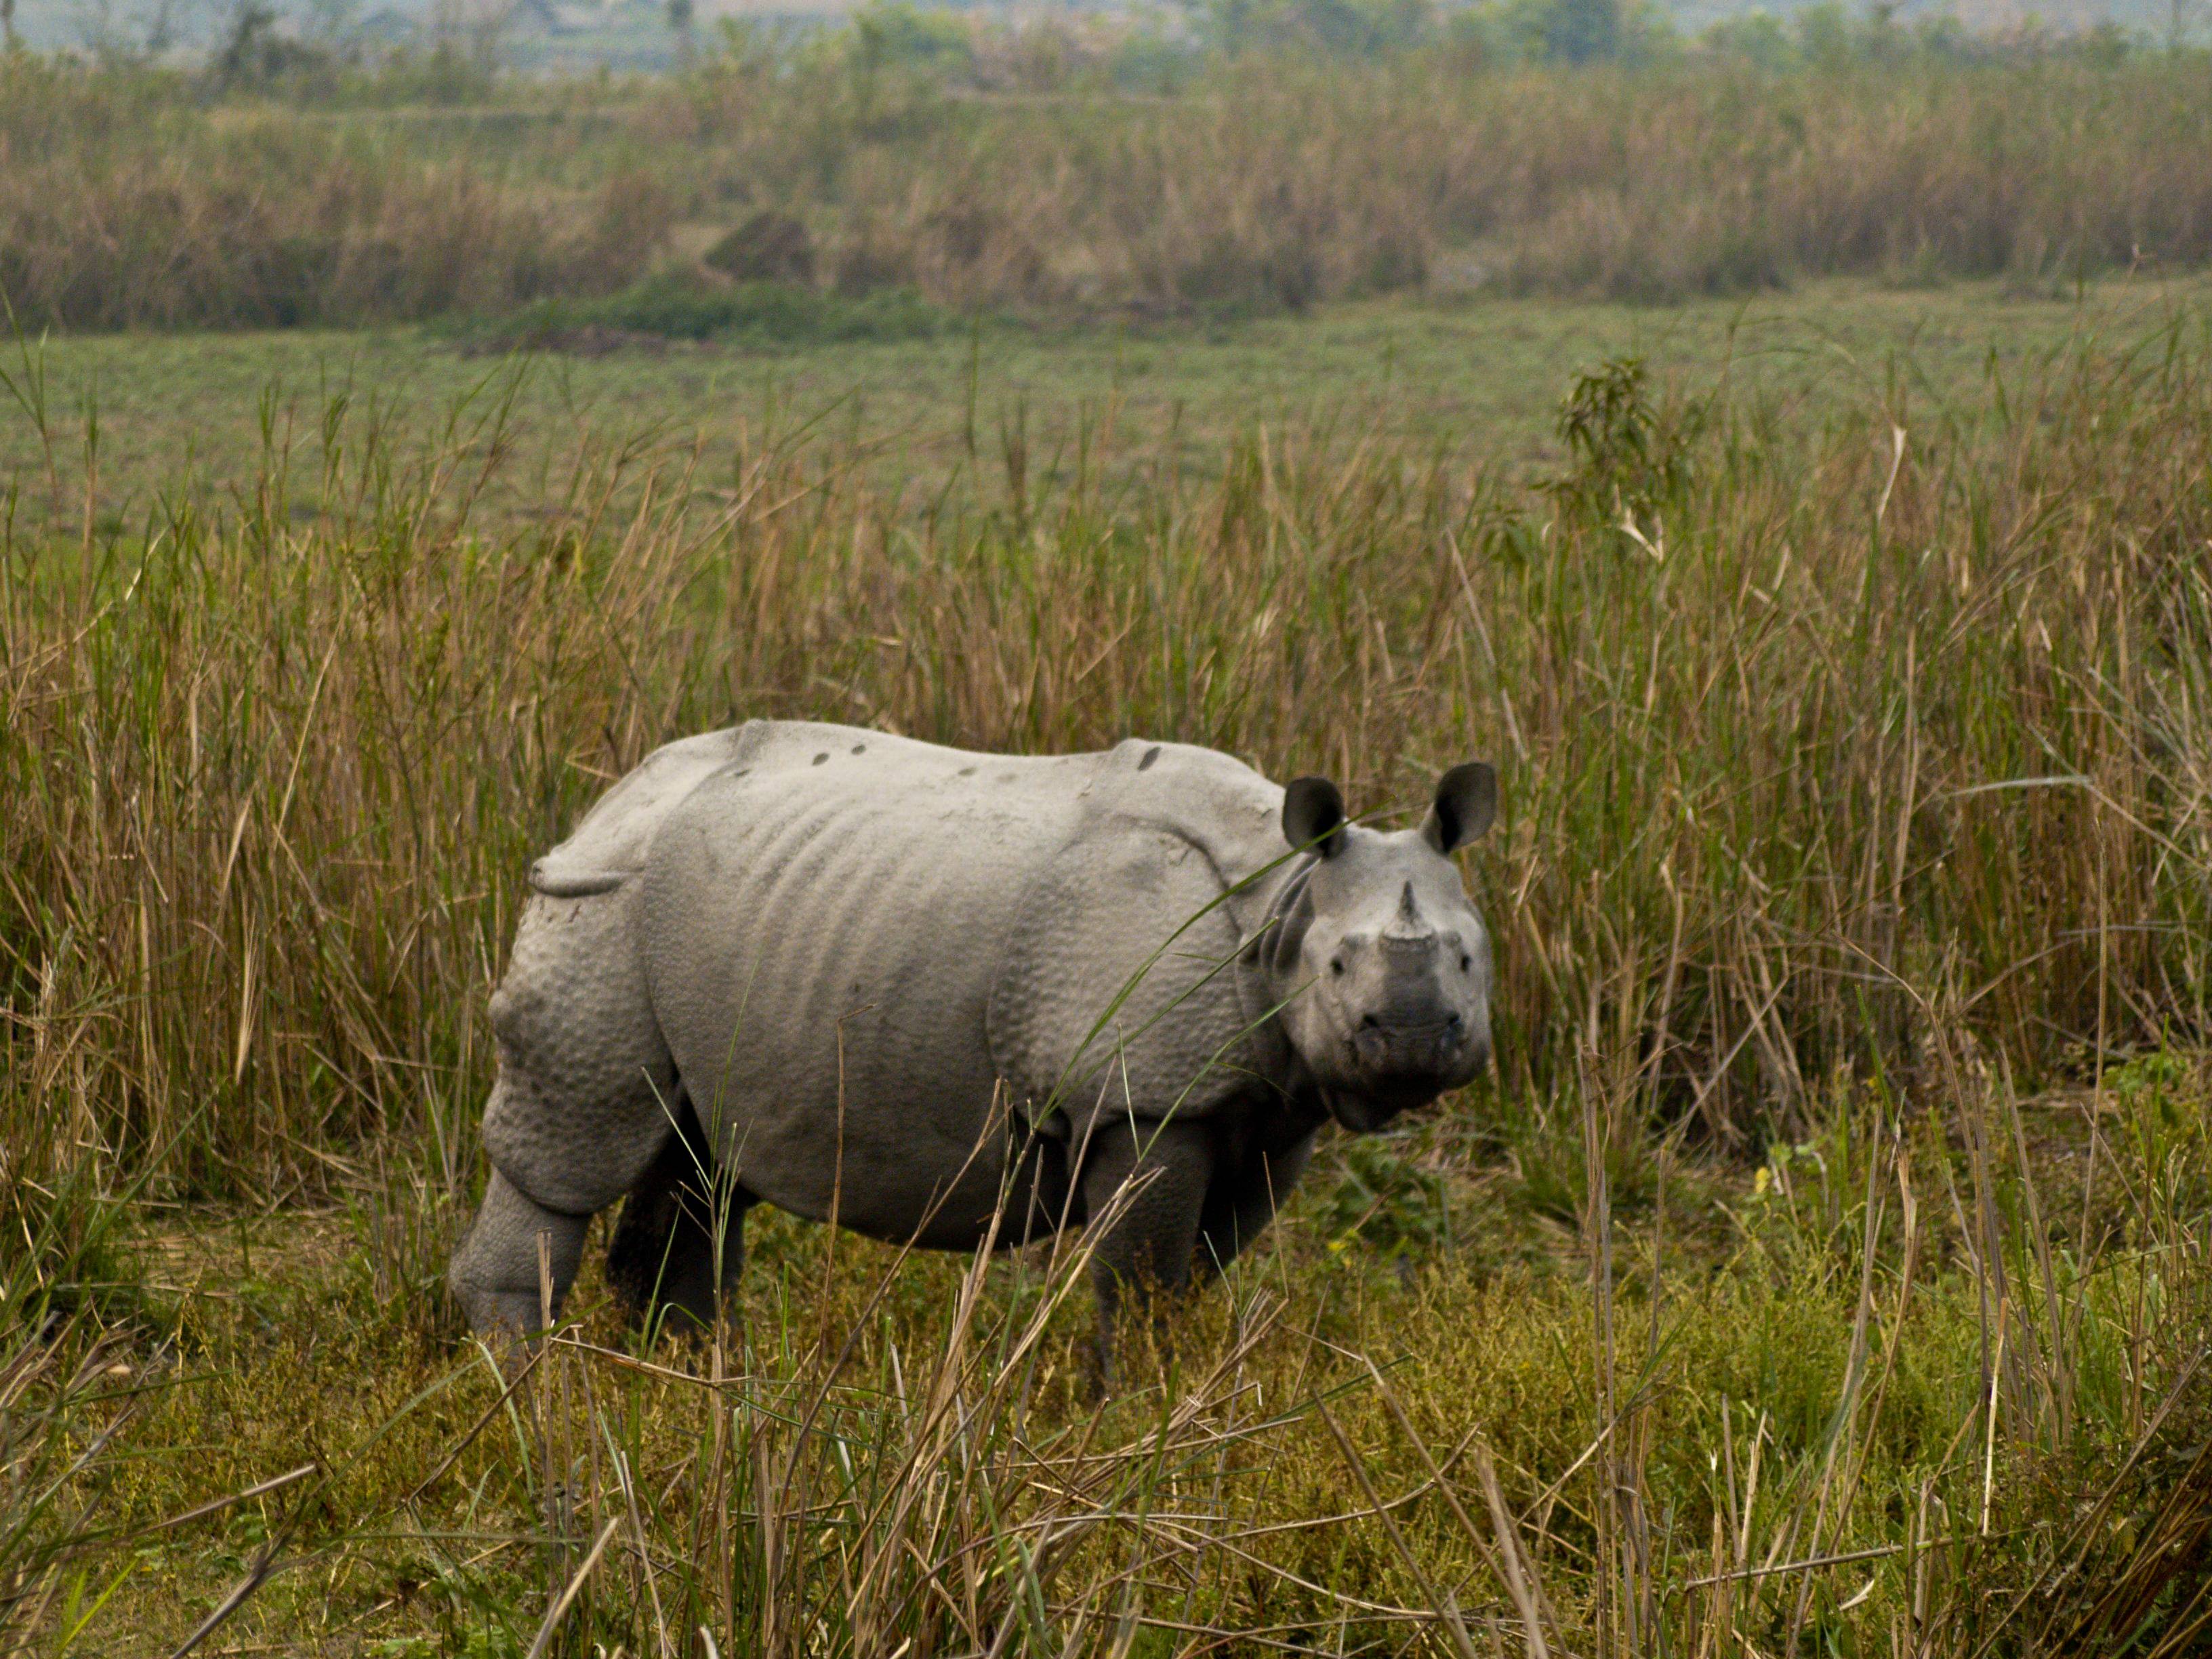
[529,859,636,899]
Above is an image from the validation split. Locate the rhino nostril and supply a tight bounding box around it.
[1360,1014,1380,1029]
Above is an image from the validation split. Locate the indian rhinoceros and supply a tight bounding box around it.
[448,720,1498,1364]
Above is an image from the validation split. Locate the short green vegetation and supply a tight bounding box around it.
[9,274,2208,530]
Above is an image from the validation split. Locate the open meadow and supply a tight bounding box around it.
[6,22,2212,1659]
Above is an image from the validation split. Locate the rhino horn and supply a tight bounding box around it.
[1380,882,1438,954]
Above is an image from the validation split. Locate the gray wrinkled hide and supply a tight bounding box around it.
[451,720,1496,1356]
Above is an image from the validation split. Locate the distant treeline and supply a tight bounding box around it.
[3,14,2211,331]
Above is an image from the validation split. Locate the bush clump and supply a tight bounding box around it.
[457,268,950,352]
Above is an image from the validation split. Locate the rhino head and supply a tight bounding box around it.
[1264,764,1498,1132]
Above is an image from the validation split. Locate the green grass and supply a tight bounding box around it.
[16,1078,2209,1653]
[8,274,2208,530]
[5,285,2212,1654]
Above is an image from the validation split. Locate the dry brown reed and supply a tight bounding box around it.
[5,329,2212,1194]
[663,53,2212,309]
[9,49,2212,329]
[0,60,664,330]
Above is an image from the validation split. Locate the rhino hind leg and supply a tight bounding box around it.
[449,1168,592,1341]
[605,1094,754,1334]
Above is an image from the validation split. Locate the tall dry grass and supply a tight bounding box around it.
[661,52,2212,308]
[7,46,2212,328]
[0,58,665,330]
[5,331,2212,1202]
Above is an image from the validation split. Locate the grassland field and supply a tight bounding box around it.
[5,268,2212,1658]
[9,274,2207,529]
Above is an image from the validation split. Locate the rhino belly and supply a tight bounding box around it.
[640,762,1065,1248]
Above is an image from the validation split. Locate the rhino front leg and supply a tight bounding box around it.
[1194,1130,1317,1280]
[449,1168,592,1343]
[1078,1117,1214,1388]
[605,1106,755,1336]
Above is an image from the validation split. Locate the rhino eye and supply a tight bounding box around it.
[1329,958,1345,977]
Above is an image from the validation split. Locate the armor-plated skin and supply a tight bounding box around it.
[449,719,1498,1367]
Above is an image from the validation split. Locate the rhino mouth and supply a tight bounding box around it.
[1323,1015,1486,1133]
[1349,1013,1467,1075]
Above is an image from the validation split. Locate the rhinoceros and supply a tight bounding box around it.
[448,720,1497,1361]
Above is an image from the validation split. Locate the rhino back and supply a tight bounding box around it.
[636,723,1297,1243]
[638,727,1098,1240]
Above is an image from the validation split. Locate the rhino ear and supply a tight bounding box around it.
[1282,775,1347,858]
[1422,762,1497,854]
